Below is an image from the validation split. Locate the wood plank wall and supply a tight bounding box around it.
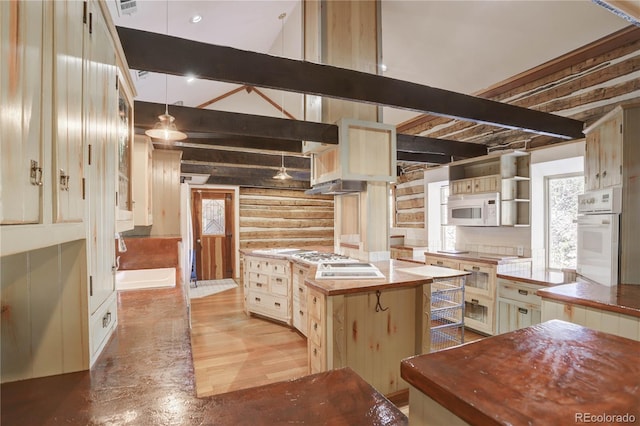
[393,168,425,229]
[239,188,334,249]
[397,27,640,150]
[150,149,182,237]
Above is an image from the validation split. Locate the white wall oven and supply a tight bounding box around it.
[447,192,500,227]
[576,187,621,287]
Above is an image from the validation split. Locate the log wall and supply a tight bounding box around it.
[394,168,425,229]
[239,188,334,249]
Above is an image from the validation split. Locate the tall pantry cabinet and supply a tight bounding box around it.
[0,0,135,382]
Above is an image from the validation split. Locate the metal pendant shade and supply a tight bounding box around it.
[144,0,187,142]
[273,153,292,180]
[145,109,187,141]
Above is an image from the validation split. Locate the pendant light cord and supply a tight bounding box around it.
[165,0,169,116]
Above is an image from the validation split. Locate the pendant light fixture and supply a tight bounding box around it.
[273,153,292,180]
[145,1,187,142]
[273,12,292,180]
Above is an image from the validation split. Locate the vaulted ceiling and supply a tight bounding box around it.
[107,1,633,189]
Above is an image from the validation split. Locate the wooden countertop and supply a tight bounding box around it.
[401,320,640,426]
[207,367,407,425]
[424,250,531,266]
[304,259,460,296]
[497,269,566,287]
[537,282,640,318]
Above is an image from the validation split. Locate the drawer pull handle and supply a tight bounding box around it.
[275,278,282,283]
[299,310,304,315]
[313,297,317,304]
[471,299,479,305]
[299,287,304,292]
[255,297,261,302]
[518,289,528,296]
[313,348,318,356]
[436,261,443,265]
[518,308,528,315]
[256,283,262,287]
[472,266,480,271]
[274,302,281,307]
[299,270,304,274]
[313,323,318,331]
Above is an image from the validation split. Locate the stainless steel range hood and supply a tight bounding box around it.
[305,179,366,195]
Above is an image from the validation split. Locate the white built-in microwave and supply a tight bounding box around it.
[447,192,500,227]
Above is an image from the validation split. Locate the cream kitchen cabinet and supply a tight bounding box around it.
[292,263,310,336]
[496,278,542,334]
[133,135,154,226]
[245,256,292,324]
[1,0,47,225]
[584,108,623,191]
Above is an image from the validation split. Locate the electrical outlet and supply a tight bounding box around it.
[517,246,524,256]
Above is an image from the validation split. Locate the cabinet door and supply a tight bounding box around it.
[584,132,600,191]
[598,111,623,189]
[1,0,45,224]
[52,0,85,223]
[85,1,118,313]
[459,262,495,298]
[497,299,541,334]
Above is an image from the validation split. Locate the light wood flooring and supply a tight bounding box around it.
[189,284,308,397]
[190,283,486,398]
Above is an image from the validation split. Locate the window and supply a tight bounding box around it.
[546,174,583,270]
[201,199,225,235]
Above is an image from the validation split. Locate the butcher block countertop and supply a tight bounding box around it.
[537,282,640,318]
[401,320,640,426]
[207,367,407,426]
[305,260,468,296]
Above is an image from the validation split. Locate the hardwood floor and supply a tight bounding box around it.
[189,282,487,398]
[190,284,308,397]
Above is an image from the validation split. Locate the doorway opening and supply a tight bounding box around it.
[191,188,236,280]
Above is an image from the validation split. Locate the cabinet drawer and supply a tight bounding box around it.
[248,292,288,317]
[249,271,269,286]
[464,293,494,335]
[308,317,324,347]
[498,279,542,306]
[247,258,269,273]
[270,261,289,276]
[308,289,325,320]
[426,257,459,269]
[309,342,325,374]
[459,262,495,297]
[293,282,307,303]
[497,299,542,334]
[293,307,307,336]
[90,294,118,357]
[248,279,268,292]
[270,275,289,296]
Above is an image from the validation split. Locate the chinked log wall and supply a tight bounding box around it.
[394,170,426,228]
[398,27,640,149]
[239,188,334,250]
[393,27,640,231]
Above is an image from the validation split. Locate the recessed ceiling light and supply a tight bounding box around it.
[190,14,202,24]
[380,63,388,72]
[186,75,195,83]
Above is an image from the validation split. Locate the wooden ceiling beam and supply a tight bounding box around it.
[118,27,585,139]
[136,101,487,159]
[178,147,309,169]
[180,163,311,189]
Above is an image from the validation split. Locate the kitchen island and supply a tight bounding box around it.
[241,249,468,402]
[537,281,640,340]
[304,260,467,402]
[401,319,640,425]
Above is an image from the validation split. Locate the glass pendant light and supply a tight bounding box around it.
[273,153,292,180]
[145,1,187,142]
[273,13,292,180]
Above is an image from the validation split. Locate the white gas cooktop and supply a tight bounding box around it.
[314,262,385,280]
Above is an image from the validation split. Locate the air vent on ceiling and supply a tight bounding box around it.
[136,70,149,80]
[119,0,137,15]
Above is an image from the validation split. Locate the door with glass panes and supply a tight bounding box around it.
[192,189,234,280]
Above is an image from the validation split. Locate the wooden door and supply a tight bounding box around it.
[192,189,234,280]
